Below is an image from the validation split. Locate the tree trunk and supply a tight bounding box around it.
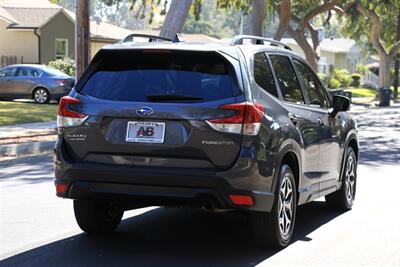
[394,59,399,99]
[378,54,392,88]
[300,42,318,71]
[274,0,291,41]
[159,0,192,39]
[393,8,400,99]
[251,0,266,36]
[288,28,318,71]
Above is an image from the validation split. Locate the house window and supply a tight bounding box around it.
[55,39,68,59]
[318,57,327,74]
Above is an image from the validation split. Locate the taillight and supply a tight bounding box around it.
[56,79,68,86]
[206,102,264,135]
[57,96,88,127]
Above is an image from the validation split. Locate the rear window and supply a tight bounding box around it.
[80,51,238,102]
[43,67,69,77]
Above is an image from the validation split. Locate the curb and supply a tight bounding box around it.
[0,141,55,157]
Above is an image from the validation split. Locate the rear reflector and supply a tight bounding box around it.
[57,96,88,128]
[229,194,254,206]
[55,183,68,195]
[206,102,264,135]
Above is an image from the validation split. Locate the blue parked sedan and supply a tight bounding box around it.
[0,64,75,104]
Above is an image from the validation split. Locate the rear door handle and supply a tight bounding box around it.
[317,119,325,126]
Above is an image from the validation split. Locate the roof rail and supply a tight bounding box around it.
[230,35,292,50]
[120,33,182,43]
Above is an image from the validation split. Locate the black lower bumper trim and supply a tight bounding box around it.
[68,181,231,209]
[63,180,275,211]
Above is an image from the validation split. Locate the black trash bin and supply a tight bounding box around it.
[379,86,392,107]
[328,88,344,98]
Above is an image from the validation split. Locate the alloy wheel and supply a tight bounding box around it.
[34,89,48,103]
[345,156,356,204]
[278,174,294,237]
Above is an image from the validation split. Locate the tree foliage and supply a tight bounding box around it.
[343,0,400,52]
[343,0,400,88]
[183,0,243,38]
[101,0,168,24]
[48,58,75,76]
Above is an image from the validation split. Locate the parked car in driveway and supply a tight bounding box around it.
[54,35,358,248]
[0,64,75,104]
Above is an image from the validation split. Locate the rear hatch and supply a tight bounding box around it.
[61,49,245,171]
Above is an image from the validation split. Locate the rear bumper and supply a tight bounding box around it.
[54,139,275,212]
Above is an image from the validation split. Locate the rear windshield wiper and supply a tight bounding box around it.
[146,94,204,102]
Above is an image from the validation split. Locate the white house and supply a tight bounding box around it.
[281,38,362,75]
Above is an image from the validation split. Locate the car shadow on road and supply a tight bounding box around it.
[2,201,346,267]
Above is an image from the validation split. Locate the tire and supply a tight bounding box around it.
[251,164,297,248]
[33,87,50,104]
[73,199,124,234]
[325,147,357,211]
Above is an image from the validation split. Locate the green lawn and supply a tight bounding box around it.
[346,88,377,98]
[0,101,57,126]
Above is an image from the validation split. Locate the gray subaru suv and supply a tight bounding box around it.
[54,35,358,247]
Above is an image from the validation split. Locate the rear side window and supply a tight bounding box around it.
[80,51,237,102]
[269,55,305,104]
[17,68,42,77]
[254,53,278,97]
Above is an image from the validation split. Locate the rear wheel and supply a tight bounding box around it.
[325,147,357,210]
[251,164,297,248]
[33,87,50,104]
[73,199,124,234]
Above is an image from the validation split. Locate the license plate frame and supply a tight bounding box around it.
[126,121,166,144]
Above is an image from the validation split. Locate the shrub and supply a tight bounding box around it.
[351,73,362,87]
[329,78,341,89]
[48,58,75,76]
[318,73,330,86]
[341,75,353,88]
[356,64,368,75]
[332,68,352,88]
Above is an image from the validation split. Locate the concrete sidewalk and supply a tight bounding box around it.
[351,98,400,111]
[0,121,56,139]
[0,121,57,157]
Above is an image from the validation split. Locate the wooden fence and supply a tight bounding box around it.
[0,56,24,68]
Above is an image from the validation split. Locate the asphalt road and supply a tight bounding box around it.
[1,105,399,267]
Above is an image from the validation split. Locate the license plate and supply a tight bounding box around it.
[126,121,165,143]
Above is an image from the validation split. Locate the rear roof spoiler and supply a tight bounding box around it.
[120,33,182,43]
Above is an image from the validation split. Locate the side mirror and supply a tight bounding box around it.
[331,95,350,117]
